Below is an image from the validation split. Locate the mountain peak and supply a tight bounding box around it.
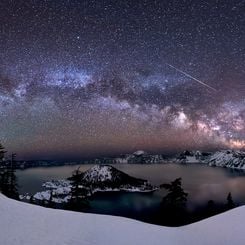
[79,164,155,192]
[133,150,147,156]
[83,165,114,182]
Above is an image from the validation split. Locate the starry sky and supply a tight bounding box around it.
[0,0,244,160]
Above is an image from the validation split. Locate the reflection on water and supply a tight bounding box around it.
[16,163,245,220]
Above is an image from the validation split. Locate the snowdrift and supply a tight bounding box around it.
[0,194,244,245]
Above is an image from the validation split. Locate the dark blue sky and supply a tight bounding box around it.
[0,0,244,159]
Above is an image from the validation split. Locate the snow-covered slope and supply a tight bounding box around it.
[1,194,245,245]
[82,165,115,183]
[175,150,211,163]
[133,150,147,156]
[207,150,245,169]
[175,150,245,170]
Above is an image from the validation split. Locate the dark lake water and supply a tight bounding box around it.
[16,163,245,224]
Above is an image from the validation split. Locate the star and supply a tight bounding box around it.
[0,0,243,159]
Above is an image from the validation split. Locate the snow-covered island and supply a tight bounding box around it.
[1,193,245,245]
[77,164,155,191]
[30,165,157,203]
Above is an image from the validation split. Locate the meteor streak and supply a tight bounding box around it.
[166,63,217,92]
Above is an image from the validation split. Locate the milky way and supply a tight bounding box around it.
[0,0,244,160]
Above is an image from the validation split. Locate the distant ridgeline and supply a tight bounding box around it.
[10,160,81,169]
[84,151,166,164]
[12,149,245,170]
[175,150,245,170]
[80,149,245,170]
[14,151,167,169]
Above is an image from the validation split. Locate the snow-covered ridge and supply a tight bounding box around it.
[175,150,245,170]
[82,165,113,182]
[207,150,245,169]
[85,150,166,164]
[43,179,72,189]
[175,150,211,163]
[133,150,147,156]
[85,149,244,167]
[1,194,245,245]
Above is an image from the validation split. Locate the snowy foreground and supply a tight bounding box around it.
[1,194,245,245]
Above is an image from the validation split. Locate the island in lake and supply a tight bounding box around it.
[28,165,157,204]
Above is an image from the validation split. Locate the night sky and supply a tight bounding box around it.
[0,0,244,160]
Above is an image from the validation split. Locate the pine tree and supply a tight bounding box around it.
[0,168,8,194]
[160,178,188,225]
[0,143,6,163]
[0,143,7,193]
[206,199,216,215]
[30,195,34,204]
[0,147,19,200]
[9,153,19,199]
[160,178,188,210]
[47,190,55,208]
[226,192,235,210]
[67,168,89,211]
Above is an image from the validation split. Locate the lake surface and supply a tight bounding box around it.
[16,163,245,224]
